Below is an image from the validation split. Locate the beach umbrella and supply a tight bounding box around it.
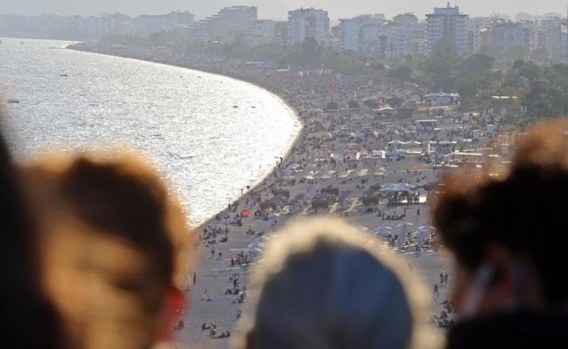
[241,209,250,218]
[373,225,393,236]
[268,212,280,221]
[396,222,414,229]
[413,229,430,246]
[246,237,267,257]
[418,225,435,232]
[388,140,406,146]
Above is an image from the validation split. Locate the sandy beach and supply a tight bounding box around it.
[69,44,503,349]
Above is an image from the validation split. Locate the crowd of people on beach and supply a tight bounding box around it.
[2,115,568,349]
[3,45,568,349]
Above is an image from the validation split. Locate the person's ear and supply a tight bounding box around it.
[158,287,187,342]
[484,243,515,298]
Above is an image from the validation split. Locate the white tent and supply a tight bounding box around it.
[396,222,414,230]
[413,229,430,246]
[388,140,406,146]
[246,238,265,260]
[418,225,435,232]
[381,183,416,192]
[397,231,408,250]
[373,225,393,236]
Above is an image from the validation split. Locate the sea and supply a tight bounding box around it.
[0,38,301,224]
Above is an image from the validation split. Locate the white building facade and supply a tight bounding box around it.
[287,8,330,45]
[425,4,469,56]
[489,22,530,57]
[338,14,385,54]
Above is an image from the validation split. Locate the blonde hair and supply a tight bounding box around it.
[20,150,195,349]
[236,217,440,349]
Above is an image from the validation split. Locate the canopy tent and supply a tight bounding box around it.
[381,183,416,192]
[387,140,422,147]
[413,229,431,246]
[396,222,414,230]
[373,225,393,236]
[396,222,414,236]
[418,225,435,232]
[388,140,406,146]
[245,238,265,260]
[397,230,408,250]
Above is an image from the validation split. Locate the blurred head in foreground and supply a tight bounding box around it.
[20,150,194,349]
[0,120,60,348]
[236,217,437,349]
[434,120,568,346]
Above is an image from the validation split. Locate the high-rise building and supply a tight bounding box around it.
[338,14,385,54]
[287,8,330,45]
[274,21,289,45]
[425,3,469,56]
[134,11,194,35]
[390,22,427,60]
[249,20,277,46]
[467,19,482,54]
[490,22,530,58]
[541,19,563,61]
[190,6,257,42]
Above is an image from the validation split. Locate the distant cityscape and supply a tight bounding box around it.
[2,3,568,63]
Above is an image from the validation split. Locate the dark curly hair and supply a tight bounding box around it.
[434,119,568,306]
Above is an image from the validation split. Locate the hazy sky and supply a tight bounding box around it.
[2,0,567,20]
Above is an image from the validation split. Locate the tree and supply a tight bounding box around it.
[457,54,494,76]
[455,54,495,99]
[530,48,550,64]
[348,101,360,110]
[387,66,413,81]
[386,97,404,108]
[505,45,528,63]
[301,36,321,62]
[324,101,339,111]
[419,38,461,90]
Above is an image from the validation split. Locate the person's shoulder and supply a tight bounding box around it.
[447,311,568,349]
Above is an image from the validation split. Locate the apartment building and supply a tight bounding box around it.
[425,4,469,56]
[287,8,330,45]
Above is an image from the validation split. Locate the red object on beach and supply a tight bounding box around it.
[241,209,250,217]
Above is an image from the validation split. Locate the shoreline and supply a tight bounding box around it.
[66,43,305,231]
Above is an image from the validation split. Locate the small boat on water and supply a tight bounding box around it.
[7,99,20,104]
